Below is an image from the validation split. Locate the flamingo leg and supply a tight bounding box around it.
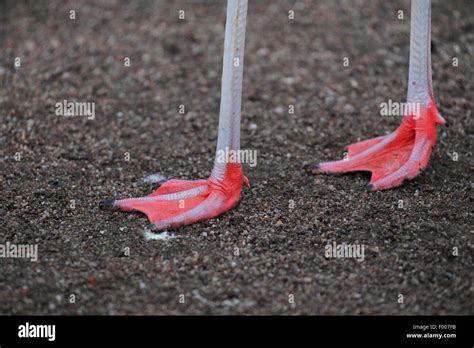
[306,0,446,190]
[100,0,249,230]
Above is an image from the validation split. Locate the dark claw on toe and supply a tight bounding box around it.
[303,163,319,173]
[99,199,116,209]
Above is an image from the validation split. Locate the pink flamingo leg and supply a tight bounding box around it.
[305,0,446,190]
[101,0,249,230]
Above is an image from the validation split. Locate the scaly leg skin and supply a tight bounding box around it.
[305,0,446,190]
[100,0,249,230]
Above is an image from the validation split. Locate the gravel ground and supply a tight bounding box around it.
[0,0,472,315]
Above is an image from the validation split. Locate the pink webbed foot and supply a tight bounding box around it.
[100,163,249,231]
[305,99,446,190]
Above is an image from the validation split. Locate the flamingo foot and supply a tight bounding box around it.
[305,99,446,190]
[100,163,249,231]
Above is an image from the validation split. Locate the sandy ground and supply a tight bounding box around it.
[0,0,472,315]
